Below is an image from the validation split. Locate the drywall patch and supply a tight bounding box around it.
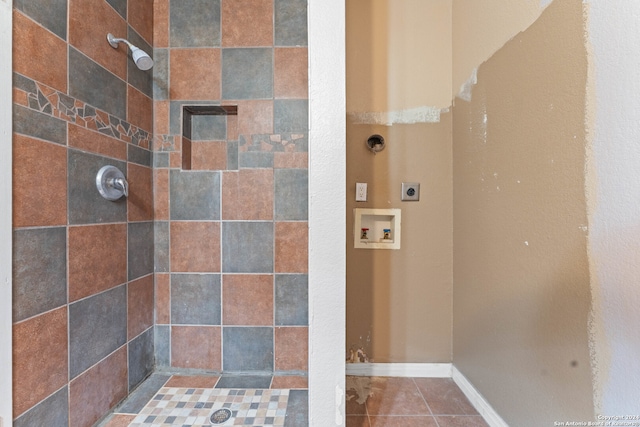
[457,68,478,102]
[348,106,448,126]
[345,376,372,405]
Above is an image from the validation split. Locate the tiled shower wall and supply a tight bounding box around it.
[152,0,309,375]
[12,0,154,426]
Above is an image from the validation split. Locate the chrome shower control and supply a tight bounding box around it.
[96,165,129,201]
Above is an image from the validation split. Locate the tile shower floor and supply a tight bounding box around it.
[98,373,308,427]
[99,374,488,427]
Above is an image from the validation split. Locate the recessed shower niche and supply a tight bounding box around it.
[181,105,238,170]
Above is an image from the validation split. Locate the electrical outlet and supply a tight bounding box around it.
[356,183,367,202]
[401,182,420,201]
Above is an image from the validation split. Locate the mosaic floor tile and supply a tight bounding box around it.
[129,387,289,427]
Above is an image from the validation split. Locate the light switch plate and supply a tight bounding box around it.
[401,182,420,201]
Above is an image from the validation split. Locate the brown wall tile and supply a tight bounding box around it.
[128,163,154,222]
[154,100,170,136]
[222,0,273,47]
[222,169,274,220]
[170,222,221,272]
[170,49,221,100]
[223,274,273,325]
[69,124,128,161]
[275,327,308,371]
[127,85,153,133]
[171,326,221,370]
[165,375,219,388]
[153,0,169,48]
[274,152,308,169]
[13,10,67,93]
[69,0,128,81]
[128,275,154,339]
[154,168,169,220]
[68,224,128,302]
[128,0,154,45]
[271,375,308,389]
[191,141,227,171]
[155,273,171,324]
[235,100,274,136]
[13,134,67,228]
[275,222,308,273]
[12,307,68,417]
[274,48,308,99]
[69,347,128,427]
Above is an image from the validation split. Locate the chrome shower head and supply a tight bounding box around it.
[107,33,154,71]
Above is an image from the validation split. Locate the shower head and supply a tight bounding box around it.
[107,33,154,71]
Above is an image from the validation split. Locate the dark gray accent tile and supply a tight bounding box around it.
[192,115,227,141]
[284,390,308,427]
[69,285,127,379]
[275,0,308,47]
[274,100,308,133]
[68,150,127,224]
[128,328,155,390]
[222,222,273,273]
[222,48,273,100]
[223,327,274,372]
[128,222,154,281]
[129,144,152,167]
[69,47,126,119]
[13,228,67,322]
[128,27,154,97]
[227,140,239,170]
[14,386,69,427]
[13,72,37,93]
[275,275,308,326]
[170,0,221,47]
[153,152,170,168]
[171,274,221,325]
[13,104,67,145]
[118,373,171,414]
[14,0,67,40]
[215,375,272,389]
[155,221,170,273]
[238,151,274,169]
[275,169,308,220]
[155,325,171,367]
[169,170,220,220]
[153,49,169,100]
[106,0,126,18]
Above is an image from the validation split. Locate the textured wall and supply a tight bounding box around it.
[452,0,594,423]
[11,0,155,425]
[152,0,310,377]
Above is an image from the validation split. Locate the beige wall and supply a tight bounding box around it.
[452,0,595,423]
[453,0,548,98]
[346,0,453,363]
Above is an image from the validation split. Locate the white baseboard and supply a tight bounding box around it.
[345,362,452,378]
[344,363,508,427]
[452,366,509,427]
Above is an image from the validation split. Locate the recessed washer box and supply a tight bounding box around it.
[354,208,401,250]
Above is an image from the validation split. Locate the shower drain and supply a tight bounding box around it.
[210,408,233,424]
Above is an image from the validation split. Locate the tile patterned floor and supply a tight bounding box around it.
[346,376,490,427]
[130,388,289,427]
[99,373,308,427]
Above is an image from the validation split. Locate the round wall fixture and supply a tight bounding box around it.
[96,165,129,201]
[366,134,385,153]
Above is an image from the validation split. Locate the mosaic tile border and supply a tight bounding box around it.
[130,387,289,427]
[13,74,152,149]
[153,133,308,155]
